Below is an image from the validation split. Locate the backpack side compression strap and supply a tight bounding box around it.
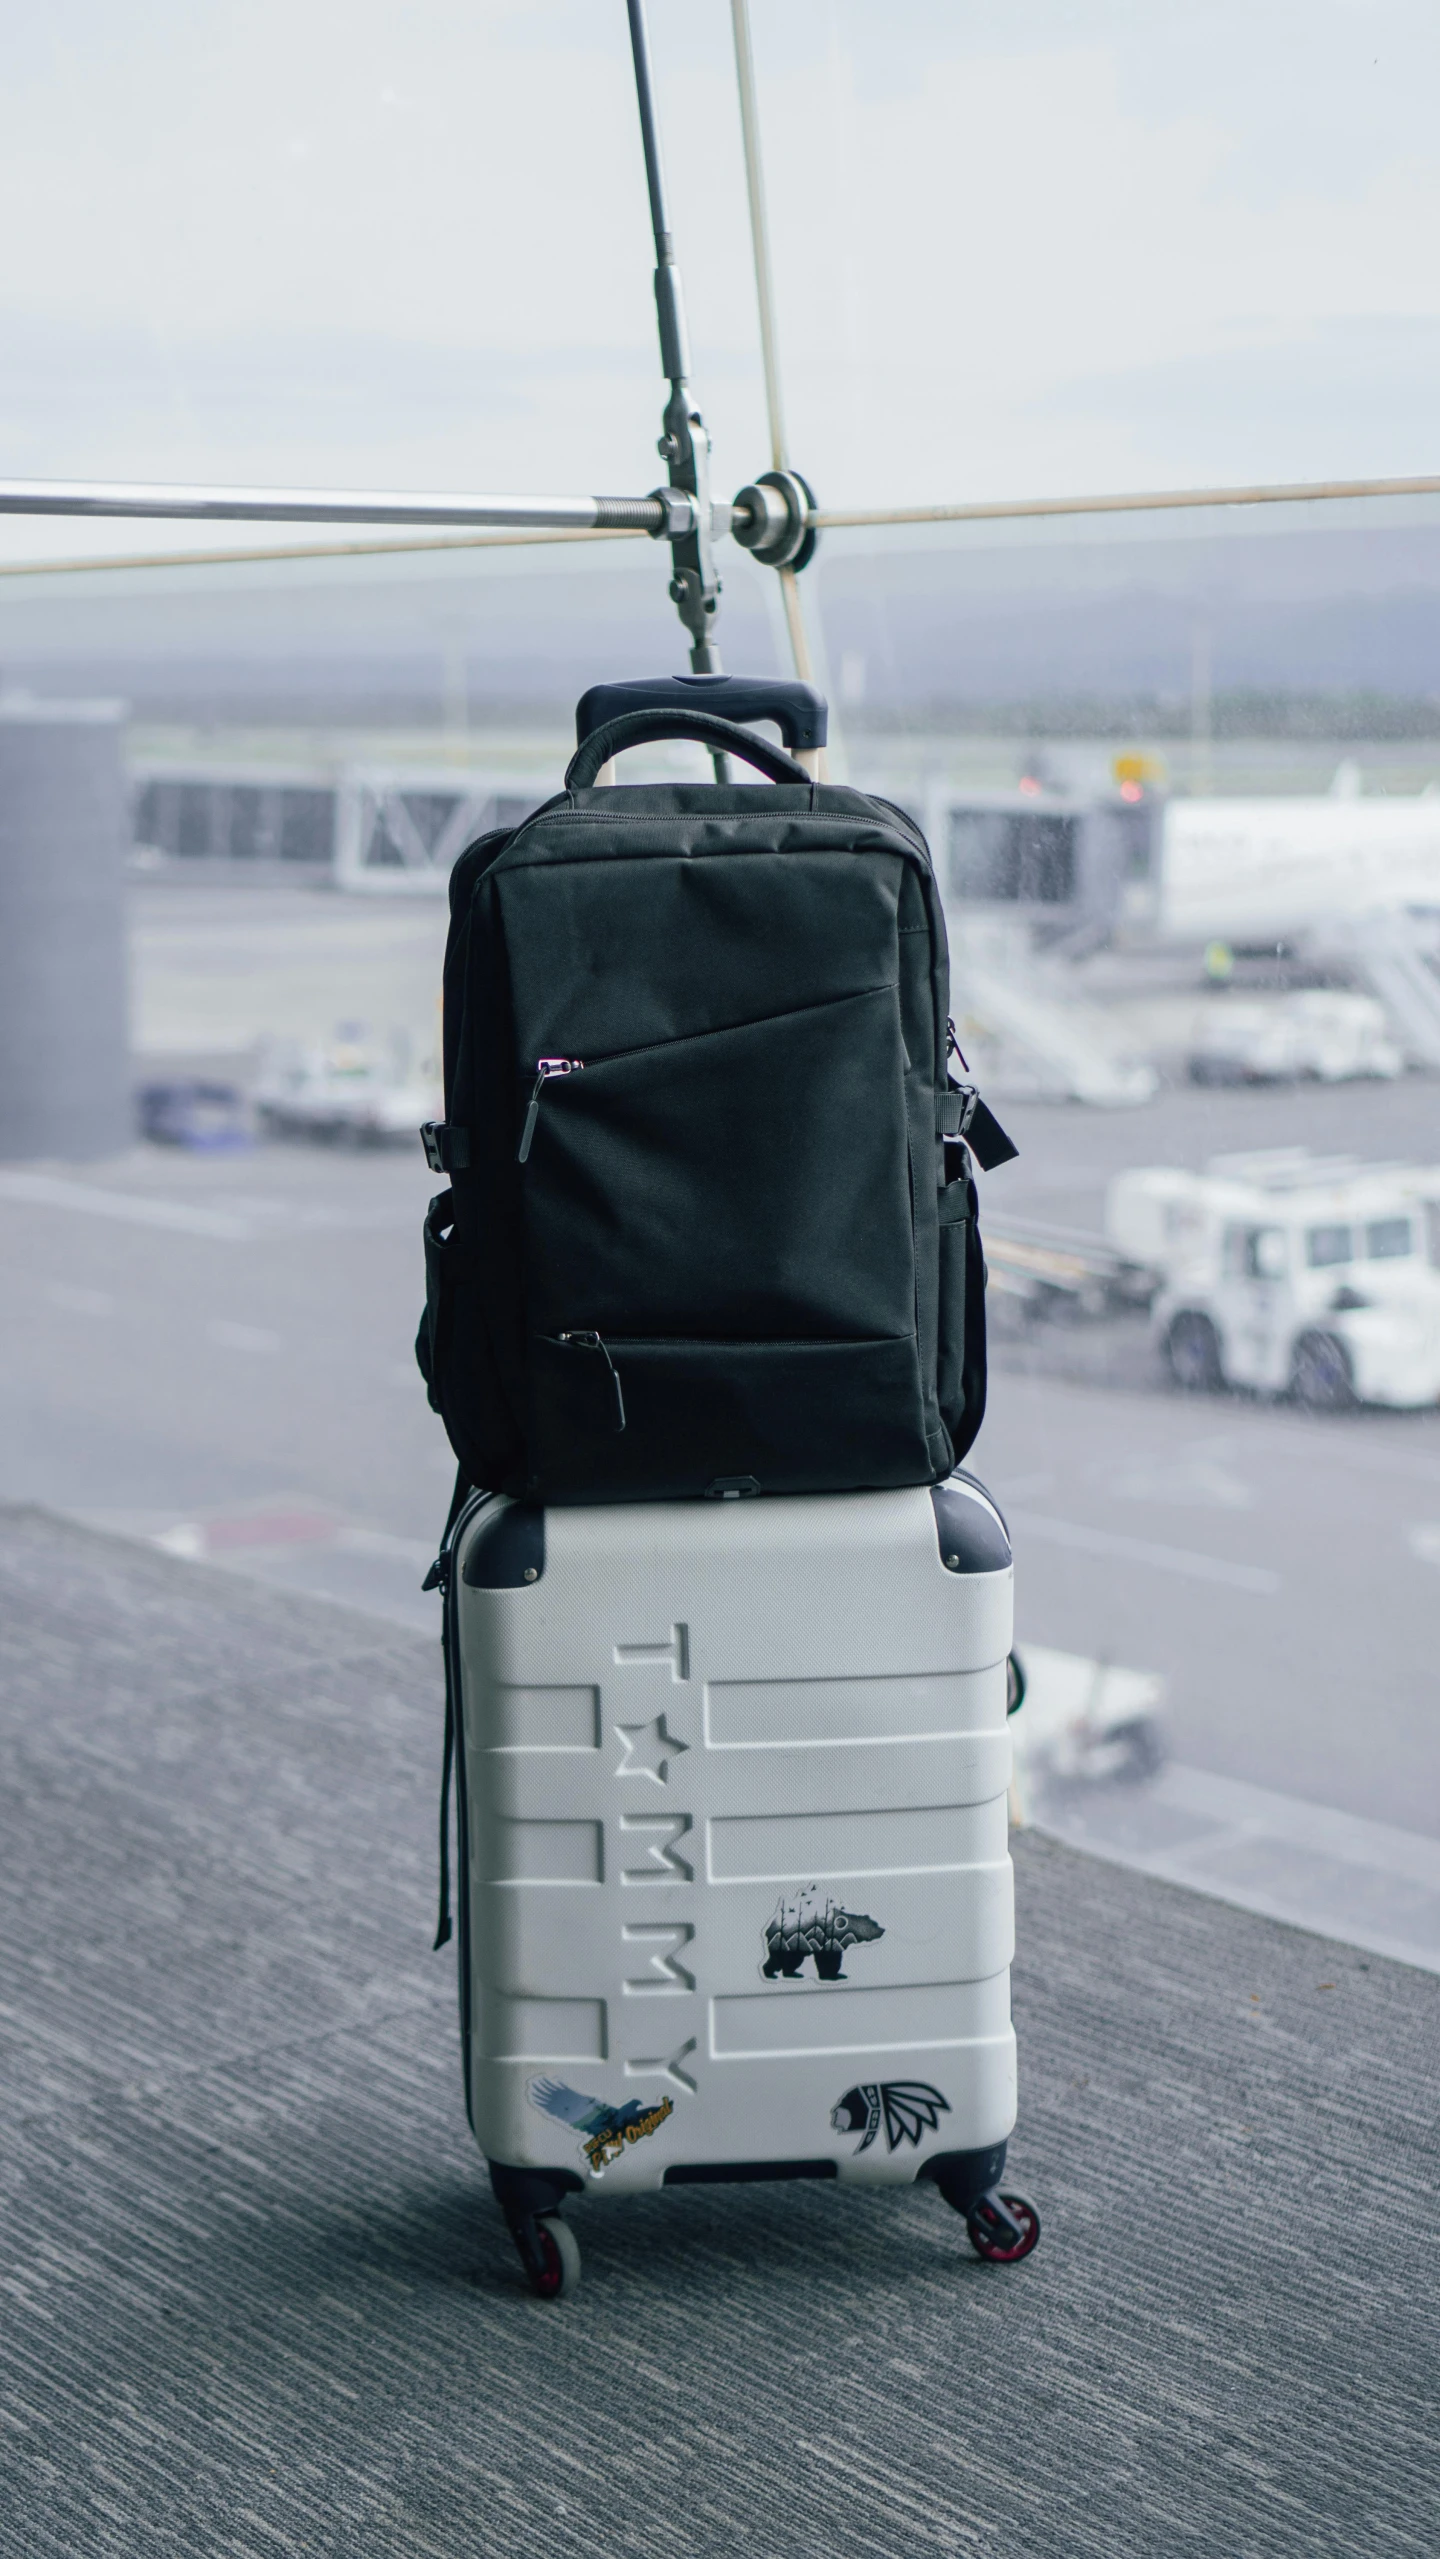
[564,706,814,791]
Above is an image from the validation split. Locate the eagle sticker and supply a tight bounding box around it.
[831,2081,951,2155]
[527,2076,674,2177]
[762,1886,884,1981]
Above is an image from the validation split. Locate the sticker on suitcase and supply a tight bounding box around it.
[830,2082,951,2155]
[762,1887,884,1982]
[528,2076,675,2177]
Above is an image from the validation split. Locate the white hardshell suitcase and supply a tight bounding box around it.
[437,1471,1040,2295]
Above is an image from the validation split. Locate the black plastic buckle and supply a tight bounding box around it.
[945,1087,1018,1172]
[420,1122,469,1173]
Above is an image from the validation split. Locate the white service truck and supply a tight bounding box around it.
[254,1029,441,1147]
[1106,1150,1440,1409]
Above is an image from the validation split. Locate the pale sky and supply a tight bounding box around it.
[2,1,1440,565]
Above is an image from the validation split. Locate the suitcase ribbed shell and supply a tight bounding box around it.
[454,1482,1016,2193]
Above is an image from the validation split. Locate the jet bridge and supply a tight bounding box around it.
[920,782,1163,950]
[130,757,550,890]
[1345,908,1440,1071]
[904,782,1162,1104]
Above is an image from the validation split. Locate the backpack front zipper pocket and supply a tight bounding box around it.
[552,1329,626,1431]
[529,1331,933,1503]
[517,984,916,1346]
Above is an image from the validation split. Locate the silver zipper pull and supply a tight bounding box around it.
[557,1329,626,1432]
[518,1056,583,1162]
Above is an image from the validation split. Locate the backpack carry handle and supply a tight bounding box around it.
[575,673,828,754]
[565,707,814,792]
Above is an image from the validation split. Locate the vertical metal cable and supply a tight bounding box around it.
[731,0,787,477]
[730,0,823,719]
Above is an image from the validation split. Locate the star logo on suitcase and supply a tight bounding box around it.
[613,1713,689,1784]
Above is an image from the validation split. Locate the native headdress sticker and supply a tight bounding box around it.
[528,2076,674,2177]
[831,2082,951,2155]
[762,1886,884,1982]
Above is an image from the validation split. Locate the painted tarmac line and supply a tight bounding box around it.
[0,1171,253,1240]
[1008,1508,1281,1594]
[0,1173,423,1242]
[148,1511,434,1567]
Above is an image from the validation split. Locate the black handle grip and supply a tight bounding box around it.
[565,708,813,792]
[575,672,828,752]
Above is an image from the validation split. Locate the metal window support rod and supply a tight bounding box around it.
[812,472,1440,529]
[0,478,672,531]
[0,466,1436,565]
[6,469,1438,530]
[0,525,649,582]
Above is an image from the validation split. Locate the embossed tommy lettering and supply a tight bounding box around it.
[622,1920,696,1993]
[609,1624,700,2112]
[622,2036,699,2095]
[618,1812,694,1882]
[613,1622,690,1681]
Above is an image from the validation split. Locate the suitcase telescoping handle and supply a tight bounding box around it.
[565,707,814,792]
[575,672,827,754]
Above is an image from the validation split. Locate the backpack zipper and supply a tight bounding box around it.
[522,984,897,1151]
[517,1056,583,1162]
[556,1329,627,1431]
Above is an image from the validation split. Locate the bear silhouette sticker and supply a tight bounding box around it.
[762,1886,884,1982]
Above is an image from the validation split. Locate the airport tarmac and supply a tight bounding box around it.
[2,1066,1438,1970]
[128,867,449,1063]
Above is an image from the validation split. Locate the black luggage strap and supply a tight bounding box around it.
[433,1654,455,1950]
[420,1121,470,1173]
[427,1466,474,1952]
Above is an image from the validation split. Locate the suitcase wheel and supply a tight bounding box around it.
[516,2209,582,2301]
[965,2189,1041,2265]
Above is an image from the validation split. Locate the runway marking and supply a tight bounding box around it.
[151,1509,433,1566]
[991,1369,1440,1480]
[0,1172,423,1243]
[156,1509,335,1556]
[1089,1436,1254,1512]
[0,1171,251,1240]
[1007,1509,1280,1594]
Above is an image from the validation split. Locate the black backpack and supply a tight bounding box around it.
[415,694,1014,1505]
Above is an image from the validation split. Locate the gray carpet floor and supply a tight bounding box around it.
[1,1503,1435,2558]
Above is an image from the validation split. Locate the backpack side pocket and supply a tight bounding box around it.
[417,1188,456,1411]
[418,1188,523,1490]
[936,1167,987,1463]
